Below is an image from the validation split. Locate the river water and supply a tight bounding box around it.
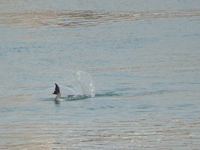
[0,0,200,149]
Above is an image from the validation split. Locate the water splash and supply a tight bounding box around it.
[66,71,95,99]
[45,71,95,101]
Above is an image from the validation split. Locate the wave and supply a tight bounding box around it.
[95,92,122,97]
[64,92,121,101]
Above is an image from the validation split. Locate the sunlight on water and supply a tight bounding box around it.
[1,9,200,28]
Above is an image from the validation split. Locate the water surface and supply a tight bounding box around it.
[0,0,200,149]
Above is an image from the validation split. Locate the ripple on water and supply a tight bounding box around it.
[1,9,200,28]
[1,117,199,149]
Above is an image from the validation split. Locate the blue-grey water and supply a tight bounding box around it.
[1,0,200,149]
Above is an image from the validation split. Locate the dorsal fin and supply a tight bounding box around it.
[53,83,60,94]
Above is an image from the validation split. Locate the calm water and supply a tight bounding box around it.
[1,0,200,149]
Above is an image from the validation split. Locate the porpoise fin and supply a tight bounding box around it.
[53,83,60,94]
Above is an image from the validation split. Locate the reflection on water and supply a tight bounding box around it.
[1,90,200,149]
[1,9,200,28]
[1,113,200,149]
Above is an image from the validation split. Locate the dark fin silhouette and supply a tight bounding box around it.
[53,91,57,94]
[53,83,60,94]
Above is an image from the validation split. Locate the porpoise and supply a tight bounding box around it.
[53,83,61,102]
